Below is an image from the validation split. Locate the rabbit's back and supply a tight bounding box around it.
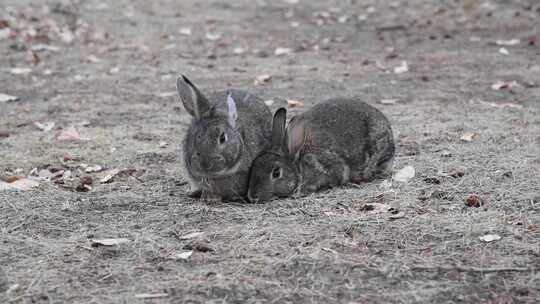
[293,98,393,181]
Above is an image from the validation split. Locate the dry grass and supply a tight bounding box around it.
[1,0,540,303]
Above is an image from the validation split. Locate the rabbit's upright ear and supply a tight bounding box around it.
[176,75,211,120]
[287,116,307,159]
[226,93,238,128]
[271,108,287,151]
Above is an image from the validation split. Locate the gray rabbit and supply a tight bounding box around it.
[176,75,272,201]
[247,98,394,202]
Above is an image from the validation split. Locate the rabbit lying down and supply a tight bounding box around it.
[247,98,395,203]
[176,75,272,202]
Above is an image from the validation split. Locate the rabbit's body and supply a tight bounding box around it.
[248,98,394,202]
[177,76,271,201]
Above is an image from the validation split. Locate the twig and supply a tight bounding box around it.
[411,265,536,273]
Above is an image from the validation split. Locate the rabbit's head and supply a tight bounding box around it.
[248,108,301,202]
[177,75,243,177]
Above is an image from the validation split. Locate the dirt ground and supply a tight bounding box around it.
[1,0,539,303]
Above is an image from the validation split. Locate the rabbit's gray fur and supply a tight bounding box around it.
[247,98,394,202]
[177,75,272,201]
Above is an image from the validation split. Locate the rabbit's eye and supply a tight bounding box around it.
[271,167,282,180]
[219,132,227,144]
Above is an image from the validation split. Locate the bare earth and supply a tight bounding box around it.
[1,0,539,303]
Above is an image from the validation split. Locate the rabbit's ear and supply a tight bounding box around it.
[271,108,287,150]
[287,116,307,159]
[176,75,211,120]
[227,93,238,128]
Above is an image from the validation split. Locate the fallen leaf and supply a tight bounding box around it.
[388,212,405,220]
[5,176,21,183]
[498,47,509,55]
[393,61,408,74]
[379,98,398,105]
[91,238,130,246]
[205,32,221,41]
[171,250,193,260]
[34,121,55,132]
[233,47,246,54]
[491,81,519,90]
[63,154,76,161]
[10,67,32,75]
[179,28,192,36]
[460,132,477,142]
[99,169,120,183]
[274,47,293,56]
[0,93,19,102]
[374,60,387,71]
[179,231,204,240]
[479,234,501,242]
[286,99,304,108]
[393,166,415,182]
[338,15,349,23]
[135,294,169,299]
[86,55,101,63]
[465,194,485,207]
[254,74,272,85]
[84,165,103,173]
[58,126,87,141]
[0,178,40,191]
[494,39,520,46]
